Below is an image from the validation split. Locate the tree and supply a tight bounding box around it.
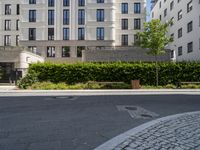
[137,19,173,86]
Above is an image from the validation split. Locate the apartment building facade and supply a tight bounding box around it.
[151,0,200,61]
[0,0,146,62]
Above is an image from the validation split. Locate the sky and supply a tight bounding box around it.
[146,0,151,21]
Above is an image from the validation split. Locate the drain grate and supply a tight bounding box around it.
[117,105,159,119]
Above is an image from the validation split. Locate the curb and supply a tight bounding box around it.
[0,89,200,96]
[94,111,200,150]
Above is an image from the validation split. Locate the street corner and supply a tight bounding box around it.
[95,111,200,150]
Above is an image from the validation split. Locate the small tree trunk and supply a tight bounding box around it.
[155,55,159,87]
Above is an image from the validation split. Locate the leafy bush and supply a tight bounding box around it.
[17,72,39,89]
[19,62,200,88]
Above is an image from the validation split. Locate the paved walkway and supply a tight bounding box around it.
[95,111,200,150]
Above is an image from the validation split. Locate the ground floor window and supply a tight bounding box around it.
[77,46,85,57]
[47,46,55,57]
[62,46,70,57]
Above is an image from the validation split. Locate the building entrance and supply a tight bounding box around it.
[0,63,15,83]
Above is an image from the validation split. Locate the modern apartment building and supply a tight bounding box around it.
[151,0,200,61]
[0,0,146,62]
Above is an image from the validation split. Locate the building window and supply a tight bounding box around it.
[79,0,85,6]
[29,10,36,22]
[121,3,128,14]
[48,28,54,40]
[122,19,128,30]
[28,46,37,54]
[17,4,20,15]
[171,33,174,41]
[48,0,54,7]
[187,42,193,53]
[178,46,182,56]
[4,35,11,46]
[16,19,19,30]
[16,35,19,46]
[134,19,141,30]
[63,0,69,6]
[63,28,69,40]
[29,28,36,40]
[159,1,161,8]
[170,1,174,11]
[78,28,85,40]
[29,0,36,4]
[134,3,141,14]
[77,46,85,57]
[178,10,182,20]
[170,50,174,58]
[5,4,11,15]
[78,9,85,25]
[170,17,174,26]
[5,20,11,31]
[96,27,104,40]
[47,47,55,57]
[164,8,167,17]
[96,9,104,22]
[134,34,140,44]
[48,10,54,25]
[187,21,193,33]
[63,9,70,25]
[122,35,128,46]
[187,0,192,13]
[178,28,182,38]
[97,0,104,3]
[62,47,70,57]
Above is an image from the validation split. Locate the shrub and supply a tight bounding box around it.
[19,62,200,88]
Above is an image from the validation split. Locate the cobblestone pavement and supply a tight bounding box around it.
[113,113,200,150]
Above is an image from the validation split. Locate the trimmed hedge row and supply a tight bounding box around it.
[25,62,200,86]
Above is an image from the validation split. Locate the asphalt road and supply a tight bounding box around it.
[0,95,200,150]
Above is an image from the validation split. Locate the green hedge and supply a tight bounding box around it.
[23,62,200,86]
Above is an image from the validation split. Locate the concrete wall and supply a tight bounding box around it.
[83,47,171,62]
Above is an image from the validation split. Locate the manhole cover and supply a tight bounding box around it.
[125,106,137,111]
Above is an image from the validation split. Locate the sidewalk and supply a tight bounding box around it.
[0,89,200,97]
[95,111,200,150]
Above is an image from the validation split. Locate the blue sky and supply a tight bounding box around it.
[146,0,151,21]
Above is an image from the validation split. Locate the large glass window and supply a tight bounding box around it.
[4,35,11,46]
[122,35,128,46]
[134,3,141,14]
[96,27,104,40]
[29,10,36,22]
[63,0,70,6]
[187,42,193,53]
[48,10,54,25]
[187,0,192,13]
[29,0,36,4]
[187,21,193,33]
[178,46,182,56]
[79,0,85,6]
[178,10,182,20]
[47,47,55,57]
[48,28,54,40]
[62,47,70,57]
[63,28,69,40]
[5,4,11,15]
[134,19,141,30]
[78,28,85,40]
[63,9,70,25]
[97,0,104,3]
[96,9,104,22]
[122,19,128,30]
[29,28,36,40]
[121,3,128,14]
[5,20,11,31]
[78,9,85,25]
[48,0,54,7]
